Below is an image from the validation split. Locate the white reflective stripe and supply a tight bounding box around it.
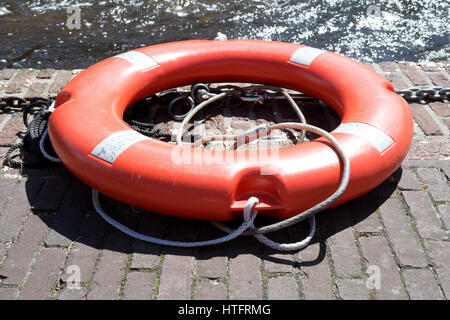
[114,51,158,71]
[333,122,394,153]
[91,130,150,163]
[289,47,325,66]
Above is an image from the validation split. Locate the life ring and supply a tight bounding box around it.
[48,40,413,221]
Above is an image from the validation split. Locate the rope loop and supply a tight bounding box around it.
[39,128,61,163]
[91,189,317,251]
[93,190,269,248]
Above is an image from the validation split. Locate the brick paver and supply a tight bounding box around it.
[32,175,73,211]
[416,168,450,202]
[0,69,16,80]
[45,204,84,247]
[86,231,131,300]
[0,114,25,146]
[18,247,65,299]
[398,62,431,86]
[379,198,428,267]
[157,248,195,300]
[5,70,35,94]
[263,252,295,273]
[410,104,442,135]
[403,269,443,300]
[359,236,408,300]
[130,241,161,270]
[396,169,422,190]
[194,281,227,300]
[24,82,48,99]
[122,272,156,300]
[351,193,384,233]
[0,180,30,242]
[228,239,263,300]
[129,213,165,270]
[48,70,73,95]
[60,210,106,284]
[297,240,335,300]
[425,240,450,298]
[0,287,18,299]
[196,252,227,279]
[322,210,363,279]
[0,214,49,285]
[336,278,370,300]
[403,191,446,240]
[56,286,87,300]
[1,63,449,300]
[36,69,55,79]
[429,101,450,117]
[0,178,16,207]
[267,276,298,300]
[61,242,99,284]
[428,71,450,87]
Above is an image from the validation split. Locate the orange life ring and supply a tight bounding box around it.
[48,40,413,221]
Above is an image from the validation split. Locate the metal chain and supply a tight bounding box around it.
[167,84,450,120]
[1,86,448,121]
[394,87,450,101]
[0,96,54,109]
[0,96,55,127]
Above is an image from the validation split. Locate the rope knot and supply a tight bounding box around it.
[243,197,260,229]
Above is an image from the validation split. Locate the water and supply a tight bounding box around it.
[0,0,449,69]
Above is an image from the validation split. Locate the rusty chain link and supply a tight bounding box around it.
[0,96,54,109]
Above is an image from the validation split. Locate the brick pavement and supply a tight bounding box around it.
[0,61,449,300]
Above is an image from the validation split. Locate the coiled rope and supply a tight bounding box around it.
[91,86,350,251]
[4,99,58,168]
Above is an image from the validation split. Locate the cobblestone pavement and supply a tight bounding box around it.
[0,61,449,300]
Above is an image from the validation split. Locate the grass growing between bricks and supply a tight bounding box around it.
[323,237,340,300]
[117,254,134,300]
[82,247,104,300]
[151,253,165,300]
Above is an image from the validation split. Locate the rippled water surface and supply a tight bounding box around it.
[0,0,449,69]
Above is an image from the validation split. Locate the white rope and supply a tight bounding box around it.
[39,128,61,163]
[93,190,262,247]
[176,92,227,145]
[253,216,316,251]
[89,85,350,251]
[92,188,317,251]
[281,89,306,142]
[210,215,316,251]
[38,102,61,163]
